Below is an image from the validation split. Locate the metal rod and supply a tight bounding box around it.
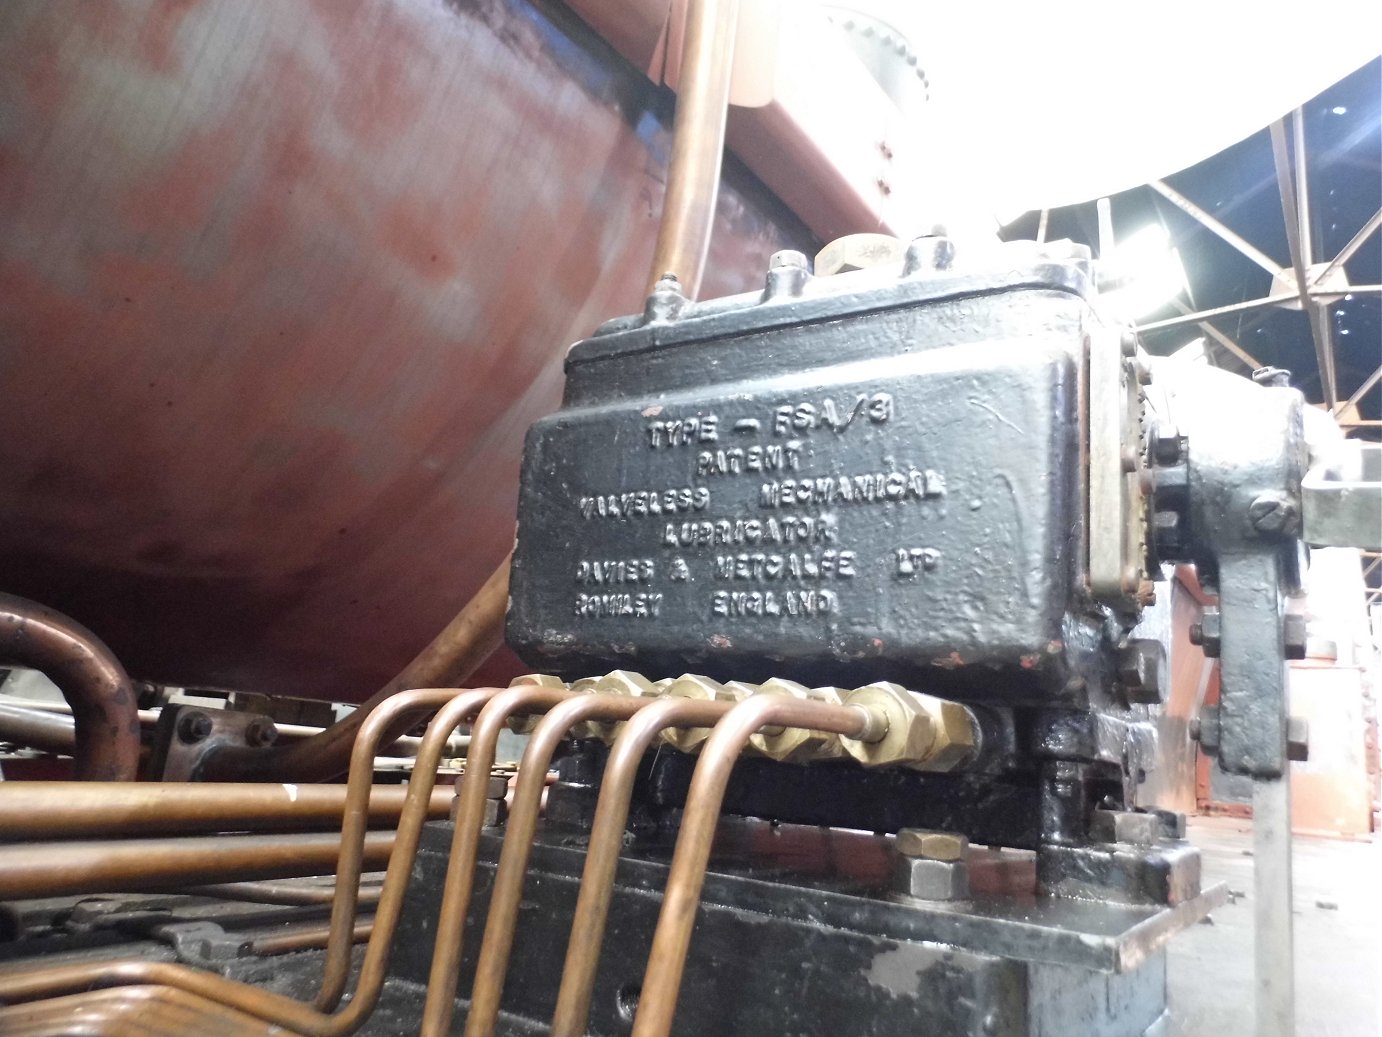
[645,0,741,298]
[177,880,382,907]
[250,919,372,958]
[0,831,395,900]
[1253,775,1295,1037]
[419,685,575,1037]
[1338,363,1382,415]
[1314,207,1381,286]
[1096,197,1114,257]
[464,693,652,1037]
[201,561,511,782]
[1150,179,1283,276]
[550,697,734,1037]
[1137,293,1295,333]
[1035,208,1049,244]
[0,700,79,755]
[629,696,880,1037]
[0,781,453,840]
[1292,108,1312,268]
[1270,116,1337,408]
[0,592,140,781]
[1171,299,1264,370]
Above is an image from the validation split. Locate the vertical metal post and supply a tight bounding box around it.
[1252,774,1295,1037]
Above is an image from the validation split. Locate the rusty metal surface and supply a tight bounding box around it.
[0,0,809,701]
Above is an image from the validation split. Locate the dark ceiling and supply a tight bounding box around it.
[1005,56,1381,429]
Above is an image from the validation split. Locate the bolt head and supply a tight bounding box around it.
[892,855,969,901]
[1118,639,1166,705]
[176,710,213,745]
[244,718,278,748]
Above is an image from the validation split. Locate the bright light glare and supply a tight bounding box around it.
[1101,225,1187,320]
[1331,105,1348,114]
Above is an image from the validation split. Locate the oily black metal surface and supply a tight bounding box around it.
[382,820,1198,1037]
[1152,364,1307,777]
[509,247,1112,705]
[635,750,1045,849]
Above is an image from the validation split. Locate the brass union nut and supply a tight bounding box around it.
[839,683,978,772]
[506,675,568,734]
[746,679,809,759]
[589,670,658,741]
[661,674,736,752]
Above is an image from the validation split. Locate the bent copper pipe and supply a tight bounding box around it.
[0,984,283,1037]
[316,687,463,1010]
[629,696,879,1037]
[201,561,511,783]
[464,693,653,1037]
[0,688,503,1037]
[0,592,140,781]
[0,830,395,900]
[549,696,733,1037]
[419,684,574,1037]
[0,781,453,840]
[645,0,741,298]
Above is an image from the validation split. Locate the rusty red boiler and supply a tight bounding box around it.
[0,0,811,701]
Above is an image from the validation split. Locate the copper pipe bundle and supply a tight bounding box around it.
[0,781,453,840]
[628,695,881,1037]
[0,686,507,1036]
[0,592,140,781]
[0,985,284,1037]
[463,692,658,1036]
[549,696,735,1037]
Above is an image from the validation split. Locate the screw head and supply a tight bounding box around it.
[1248,492,1300,535]
[244,718,278,748]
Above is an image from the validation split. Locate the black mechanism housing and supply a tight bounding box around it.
[509,244,1117,707]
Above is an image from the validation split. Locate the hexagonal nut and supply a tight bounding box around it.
[660,674,730,753]
[746,679,811,760]
[506,675,569,734]
[895,828,969,862]
[1118,639,1167,705]
[839,684,979,772]
[588,670,659,742]
[1089,809,1161,846]
[814,233,905,276]
[799,687,849,760]
[892,855,969,901]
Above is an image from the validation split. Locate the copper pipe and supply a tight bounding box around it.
[201,560,511,782]
[645,0,740,298]
[0,700,77,755]
[0,985,283,1037]
[0,831,395,900]
[464,693,652,1037]
[0,592,139,781]
[629,696,878,1037]
[0,781,453,840]
[0,688,503,1037]
[250,919,372,958]
[179,880,382,907]
[316,687,464,1011]
[549,696,733,1037]
[419,684,574,1037]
